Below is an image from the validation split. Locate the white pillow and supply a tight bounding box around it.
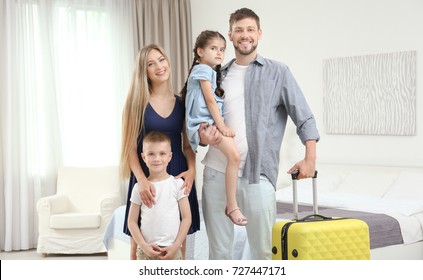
[383,171,423,200]
[334,171,398,197]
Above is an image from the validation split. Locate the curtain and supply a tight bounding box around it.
[0,0,192,252]
[1,0,63,252]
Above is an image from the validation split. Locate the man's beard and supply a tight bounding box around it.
[234,43,258,56]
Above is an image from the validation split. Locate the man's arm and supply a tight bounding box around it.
[287,139,317,179]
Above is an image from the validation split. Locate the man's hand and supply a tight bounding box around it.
[199,123,222,146]
[287,158,316,180]
[288,140,317,180]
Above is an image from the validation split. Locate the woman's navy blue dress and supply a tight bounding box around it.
[123,96,200,235]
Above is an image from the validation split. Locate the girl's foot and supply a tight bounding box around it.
[225,207,248,226]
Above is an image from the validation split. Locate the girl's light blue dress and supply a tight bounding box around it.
[185,64,224,152]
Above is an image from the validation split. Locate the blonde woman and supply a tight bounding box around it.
[120,44,200,260]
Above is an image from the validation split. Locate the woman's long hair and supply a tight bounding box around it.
[120,44,172,180]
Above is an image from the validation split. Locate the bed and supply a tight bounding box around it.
[103,163,423,260]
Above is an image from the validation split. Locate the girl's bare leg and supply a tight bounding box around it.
[216,136,247,225]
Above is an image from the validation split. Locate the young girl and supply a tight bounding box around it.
[181,30,247,226]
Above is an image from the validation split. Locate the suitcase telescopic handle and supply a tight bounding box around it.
[291,170,318,220]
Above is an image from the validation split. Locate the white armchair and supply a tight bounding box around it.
[37,166,123,255]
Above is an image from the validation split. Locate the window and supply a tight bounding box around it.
[53,4,120,166]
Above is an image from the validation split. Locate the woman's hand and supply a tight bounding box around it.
[217,124,235,137]
[138,178,156,208]
[175,167,195,195]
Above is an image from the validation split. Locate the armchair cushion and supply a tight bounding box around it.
[50,213,101,229]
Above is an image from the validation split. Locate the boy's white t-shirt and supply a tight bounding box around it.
[130,176,186,246]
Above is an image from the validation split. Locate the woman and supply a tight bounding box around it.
[120,44,200,260]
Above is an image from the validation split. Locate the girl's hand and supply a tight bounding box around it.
[217,124,235,137]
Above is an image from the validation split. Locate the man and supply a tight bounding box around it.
[199,7,320,260]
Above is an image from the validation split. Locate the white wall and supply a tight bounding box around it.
[190,0,423,195]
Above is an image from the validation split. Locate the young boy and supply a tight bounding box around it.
[127,131,191,260]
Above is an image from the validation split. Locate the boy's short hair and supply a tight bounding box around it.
[143,131,171,147]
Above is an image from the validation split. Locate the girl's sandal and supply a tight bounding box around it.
[225,207,248,226]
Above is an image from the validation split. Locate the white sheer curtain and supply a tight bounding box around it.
[0,0,135,252]
[53,0,134,166]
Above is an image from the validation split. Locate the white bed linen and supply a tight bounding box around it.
[103,205,129,249]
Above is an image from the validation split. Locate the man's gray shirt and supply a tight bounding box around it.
[221,55,320,187]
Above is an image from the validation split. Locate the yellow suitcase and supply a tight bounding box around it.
[271,171,370,260]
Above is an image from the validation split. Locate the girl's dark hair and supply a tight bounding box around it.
[180,30,226,101]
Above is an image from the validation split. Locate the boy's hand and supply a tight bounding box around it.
[158,244,180,260]
[140,243,162,258]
